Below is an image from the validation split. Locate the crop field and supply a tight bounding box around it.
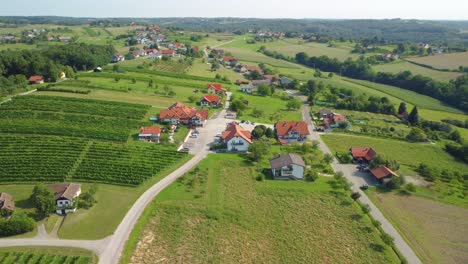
[373,61,461,82]
[367,190,468,264]
[406,52,468,70]
[73,142,188,186]
[268,40,359,61]
[124,154,399,264]
[0,247,96,264]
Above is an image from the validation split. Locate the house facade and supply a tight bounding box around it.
[139,126,161,142]
[206,83,227,95]
[47,183,81,215]
[270,153,306,180]
[241,85,256,94]
[159,102,208,127]
[28,75,44,84]
[200,95,220,107]
[221,122,252,152]
[275,121,310,144]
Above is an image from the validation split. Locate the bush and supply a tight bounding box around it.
[371,219,381,228]
[255,175,264,181]
[305,170,319,182]
[361,204,371,214]
[405,183,416,192]
[0,212,35,237]
[381,233,395,246]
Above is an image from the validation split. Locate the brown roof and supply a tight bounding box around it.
[28,75,44,82]
[370,166,399,180]
[47,183,81,201]
[0,193,14,211]
[262,74,279,80]
[351,147,377,161]
[270,153,305,169]
[221,122,252,143]
[275,121,310,137]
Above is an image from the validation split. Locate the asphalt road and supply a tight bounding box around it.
[302,104,422,264]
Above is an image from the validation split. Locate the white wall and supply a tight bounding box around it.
[227,137,250,152]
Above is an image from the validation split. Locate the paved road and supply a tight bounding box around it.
[302,104,422,264]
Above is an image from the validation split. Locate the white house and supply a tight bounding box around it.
[275,121,310,145]
[270,153,306,180]
[220,122,252,152]
[47,183,81,215]
[241,85,257,94]
[148,52,162,60]
[138,126,161,143]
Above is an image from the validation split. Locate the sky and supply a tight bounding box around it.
[2,0,468,20]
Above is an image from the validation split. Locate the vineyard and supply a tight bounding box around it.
[0,95,149,120]
[0,251,92,264]
[73,142,188,186]
[0,135,87,183]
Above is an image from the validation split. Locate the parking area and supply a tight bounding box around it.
[334,163,378,187]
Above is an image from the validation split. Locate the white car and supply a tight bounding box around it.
[215,133,222,137]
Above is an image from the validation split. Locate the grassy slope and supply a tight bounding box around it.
[406,52,468,70]
[373,61,461,82]
[269,39,359,61]
[366,189,468,264]
[122,154,399,264]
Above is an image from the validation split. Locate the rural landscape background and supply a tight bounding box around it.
[0,6,467,264]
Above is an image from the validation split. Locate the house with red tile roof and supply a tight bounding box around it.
[159,102,208,127]
[221,122,252,152]
[319,110,347,129]
[222,56,238,66]
[161,49,175,57]
[28,75,44,84]
[370,165,399,183]
[350,147,377,162]
[139,126,161,142]
[200,95,221,108]
[275,121,310,144]
[206,83,227,95]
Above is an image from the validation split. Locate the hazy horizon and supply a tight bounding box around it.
[2,0,468,20]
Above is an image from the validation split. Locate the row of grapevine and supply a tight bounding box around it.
[0,110,142,142]
[1,95,149,120]
[0,252,91,264]
[73,142,188,186]
[0,135,87,183]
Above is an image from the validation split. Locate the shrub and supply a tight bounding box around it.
[255,175,264,181]
[372,219,381,228]
[305,170,319,182]
[405,183,416,192]
[351,192,361,201]
[381,233,395,246]
[361,204,371,214]
[0,212,35,237]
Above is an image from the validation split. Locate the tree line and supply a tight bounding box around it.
[295,52,468,112]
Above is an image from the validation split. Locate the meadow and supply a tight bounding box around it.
[367,189,468,264]
[373,61,461,82]
[268,39,359,61]
[406,52,468,70]
[123,154,400,264]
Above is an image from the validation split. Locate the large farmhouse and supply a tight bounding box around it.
[200,95,221,108]
[47,183,81,215]
[270,153,306,180]
[159,102,208,127]
[220,122,252,152]
[275,121,310,144]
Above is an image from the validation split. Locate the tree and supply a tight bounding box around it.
[251,125,267,139]
[265,127,275,138]
[188,95,197,103]
[406,127,427,142]
[257,84,273,96]
[407,106,420,125]
[114,77,120,82]
[323,153,334,164]
[305,170,319,182]
[148,79,154,88]
[251,108,264,118]
[351,192,361,201]
[30,184,55,218]
[210,62,220,71]
[361,204,371,214]
[163,85,171,96]
[131,78,136,84]
[398,102,407,116]
[449,130,463,144]
[328,72,334,78]
[381,233,395,246]
[286,98,302,110]
[112,64,120,72]
[249,141,270,162]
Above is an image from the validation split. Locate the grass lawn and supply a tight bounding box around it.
[0,185,37,238]
[0,246,98,263]
[406,52,468,71]
[122,154,400,264]
[232,91,302,124]
[188,59,248,83]
[367,189,468,264]
[269,40,359,61]
[373,61,461,82]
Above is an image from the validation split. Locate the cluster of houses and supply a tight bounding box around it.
[316,109,347,132]
[0,183,82,217]
[128,25,165,45]
[112,42,199,63]
[350,147,400,184]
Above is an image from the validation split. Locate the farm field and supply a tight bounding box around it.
[268,40,359,61]
[0,246,96,264]
[367,189,468,264]
[406,52,468,70]
[123,154,400,264]
[373,61,461,82]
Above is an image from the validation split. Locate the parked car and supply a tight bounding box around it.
[189,134,198,138]
[215,133,222,137]
[360,185,369,190]
[191,130,200,135]
[180,147,190,153]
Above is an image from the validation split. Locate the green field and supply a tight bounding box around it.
[269,39,359,61]
[367,189,468,264]
[373,61,461,82]
[406,52,468,70]
[0,247,96,264]
[122,154,400,264]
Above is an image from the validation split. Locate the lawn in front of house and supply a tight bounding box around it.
[122,154,400,264]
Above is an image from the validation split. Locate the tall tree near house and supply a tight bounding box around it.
[351,192,361,202]
[408,106,420,125]
[30,184,55,219]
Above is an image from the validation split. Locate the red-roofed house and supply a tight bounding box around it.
[200,95,221,107]
[139,126,161,142]
[206,83,227,95]
[192,46,199,52]
[350,147,377,162]
[370,165,399,183]
[159,102,208,127]
[222,56,238,66]
[275,121,310,144]
[162,49,175,57]
[28,75,44,84]
[245,65,264,75]
[221,122,252,152]
[263,74,279,81]
[321,111,347,128]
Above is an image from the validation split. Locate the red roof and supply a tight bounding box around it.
[275,121,310,137]
[139,126,161,135]
[201,95,219,103]
[192,46,199,52]
[162,49,175,55]
[370,165,399,179]
[145,48,158,54]
[221,122,252,144]
[245,66,263,73]
[223,56,236,61]
[28,75,44,82]
[333,114,346,123]
[350,147,377,161]
[262,74,279,80]
[206,83,226,92]
[159,102,208,122]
